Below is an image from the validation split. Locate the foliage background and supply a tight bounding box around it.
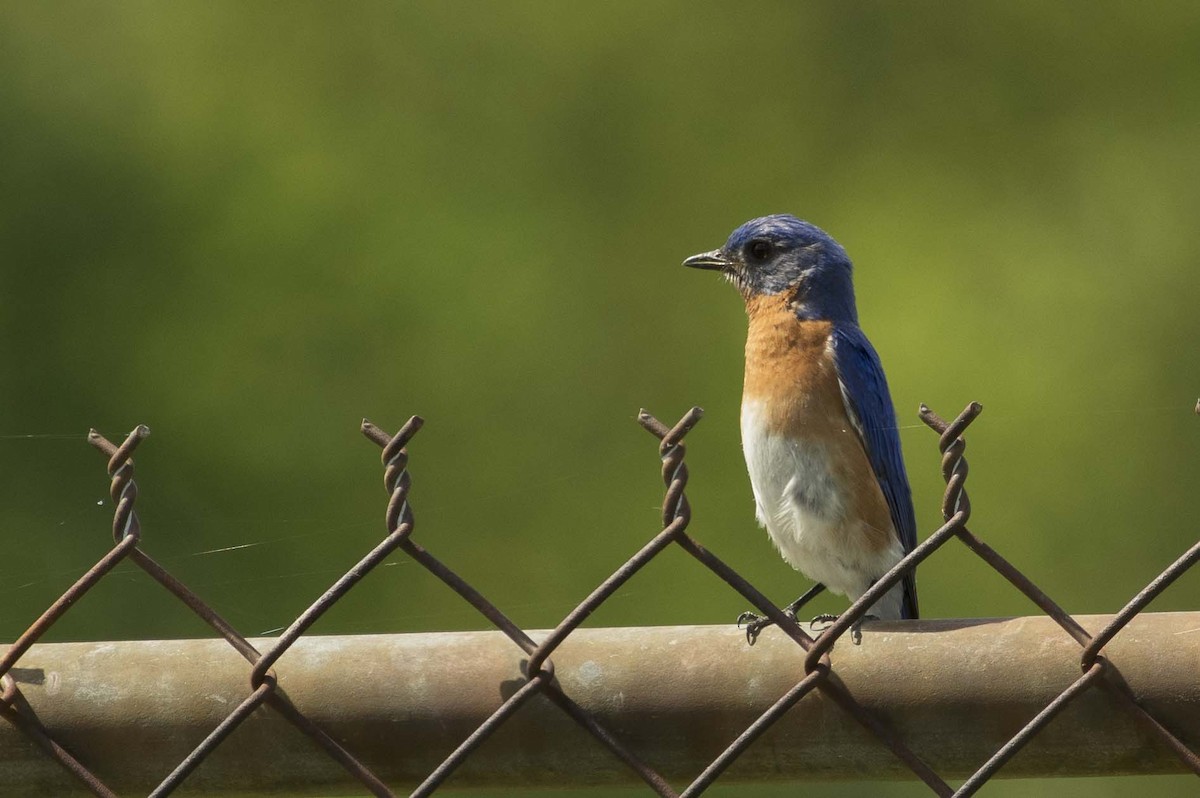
[2,3,1198,796]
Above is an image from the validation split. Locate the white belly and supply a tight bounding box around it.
[740,400,904,610]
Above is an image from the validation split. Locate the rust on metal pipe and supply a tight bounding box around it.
[0,615,1197,795]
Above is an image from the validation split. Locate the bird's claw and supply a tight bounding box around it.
[736,611,771,646]
[809,613,880,645]
[736,610,761,628]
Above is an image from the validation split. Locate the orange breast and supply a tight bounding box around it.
[742,294,844,435]
[741,293,895,551]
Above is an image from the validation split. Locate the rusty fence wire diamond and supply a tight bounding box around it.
[911,405,1200,795]
[0,424,401,797]
[360,417,676,797]
[0,402,1197,796]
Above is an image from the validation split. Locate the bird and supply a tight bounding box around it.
[683,214,918,644]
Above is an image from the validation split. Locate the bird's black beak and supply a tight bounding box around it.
[682,249,732,272]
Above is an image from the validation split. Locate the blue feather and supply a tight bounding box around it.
[830,324,919,619]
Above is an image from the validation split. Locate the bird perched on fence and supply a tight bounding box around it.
[683,215,917,644]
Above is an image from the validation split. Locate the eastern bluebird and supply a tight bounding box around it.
[683,215,918,643]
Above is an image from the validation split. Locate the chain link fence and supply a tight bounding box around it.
[1,402,1198,796]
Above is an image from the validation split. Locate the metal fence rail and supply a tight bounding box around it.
[1,403,1197,796]
[3,616,1198,795]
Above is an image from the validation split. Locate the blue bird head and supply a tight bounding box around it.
[683,214,858,322]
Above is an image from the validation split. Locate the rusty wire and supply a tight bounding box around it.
[0,402,1197,796]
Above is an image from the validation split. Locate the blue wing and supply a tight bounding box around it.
[830,324,919,619]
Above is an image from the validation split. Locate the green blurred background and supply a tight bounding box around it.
[2,2,1198,796]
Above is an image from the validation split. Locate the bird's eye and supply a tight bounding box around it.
[747,239,772,261]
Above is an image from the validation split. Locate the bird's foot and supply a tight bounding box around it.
[736,609,795,646]
[809,613,880,645]
[738,584,830,646]
[809,613,839,629]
